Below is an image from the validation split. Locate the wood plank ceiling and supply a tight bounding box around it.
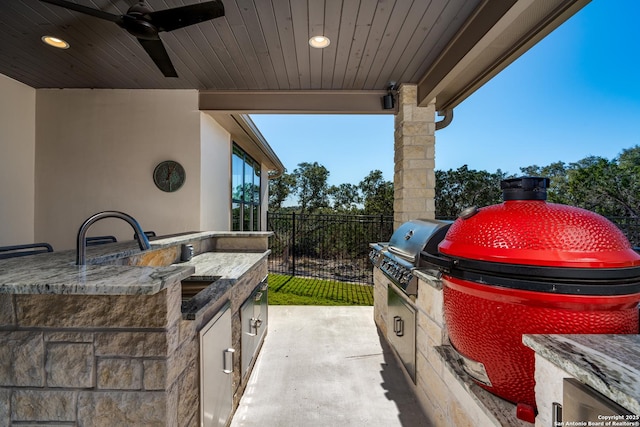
[0,0,589,111]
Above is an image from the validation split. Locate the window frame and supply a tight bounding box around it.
[231,144,261,231]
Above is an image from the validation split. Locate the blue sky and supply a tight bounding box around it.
[250,0,640,187]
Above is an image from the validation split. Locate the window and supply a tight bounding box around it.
[232,144,261,231]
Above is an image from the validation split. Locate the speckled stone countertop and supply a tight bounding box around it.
[0,231,272,296]
[178,251,270,281]
[0,245,193,296]
[413,268,443,290]
[150,231,271,250]
[523,334,640,415]
[177,251,270,320]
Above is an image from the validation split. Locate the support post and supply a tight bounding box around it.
[393,84,436,228]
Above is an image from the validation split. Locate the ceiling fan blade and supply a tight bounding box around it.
[39,0,122,23]
[148,0,225,33]
[137,38,178,77]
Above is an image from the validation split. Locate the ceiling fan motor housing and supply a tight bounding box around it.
[122,15,159,40]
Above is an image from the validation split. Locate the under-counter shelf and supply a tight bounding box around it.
[181,276,222,300]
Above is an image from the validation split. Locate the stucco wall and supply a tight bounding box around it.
[200,113,231,231]
[0,75,36,246]
[34,89,204,250]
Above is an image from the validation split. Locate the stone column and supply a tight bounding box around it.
[393,84,436,227]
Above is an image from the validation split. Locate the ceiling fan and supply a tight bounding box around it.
[40,0,225,77]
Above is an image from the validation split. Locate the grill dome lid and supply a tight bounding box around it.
[438,177,640,269]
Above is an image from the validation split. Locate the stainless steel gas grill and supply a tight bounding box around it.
[369,219,452,296]
[369,218,452,383]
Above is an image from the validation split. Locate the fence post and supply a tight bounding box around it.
[291,212,296,277]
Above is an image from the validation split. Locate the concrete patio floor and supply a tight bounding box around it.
[230,305,429,427]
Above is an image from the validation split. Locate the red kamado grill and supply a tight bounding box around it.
[422,177,640,422]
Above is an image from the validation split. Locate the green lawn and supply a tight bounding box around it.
[268,274,373,306]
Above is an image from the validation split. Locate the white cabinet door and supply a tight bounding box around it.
[200,302,233,427]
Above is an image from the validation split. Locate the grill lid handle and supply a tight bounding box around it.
[501,176,549,201]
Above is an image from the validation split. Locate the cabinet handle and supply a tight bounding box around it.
[246,316,262,337]
[552,402,562,425]
[253,317,262,331]
[393,316,404,337]
[223,348,235,374]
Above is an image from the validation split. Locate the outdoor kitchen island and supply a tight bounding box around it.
[0,231,271,426]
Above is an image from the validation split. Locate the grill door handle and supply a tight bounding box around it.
[393,316,404,337]
[223,348,235,374]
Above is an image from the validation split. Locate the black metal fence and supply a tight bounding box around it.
[266,213,640,286]
[267,213,394,285]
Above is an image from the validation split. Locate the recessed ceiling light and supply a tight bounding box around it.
[42,35,70,49]
[309,36,330,49]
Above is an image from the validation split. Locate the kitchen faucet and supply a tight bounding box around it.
[76,211,150,265]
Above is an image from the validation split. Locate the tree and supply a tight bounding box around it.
[567,148,640,217]
[435,165,508,218]
[328,183,362,212]
[519,146,640,217]
[292,162,330,213]
[613,145,640,217]
[519,161,572,204]
[268,172,296,210]
[359,170,394,215]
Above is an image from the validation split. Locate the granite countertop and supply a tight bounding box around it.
[414,268,443,290]
[523,334,640,415]
[176,251,270,320]
[178,251,270,281]
[0,231,272,296]
[149,231,272,250]
[435,345,534,427]
[0,241,194,295]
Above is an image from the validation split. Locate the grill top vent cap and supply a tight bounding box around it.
[500,177,549,201]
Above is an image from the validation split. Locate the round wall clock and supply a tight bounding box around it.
[153,160,186,192]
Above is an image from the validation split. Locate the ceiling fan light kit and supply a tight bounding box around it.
[39,0,226,77]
